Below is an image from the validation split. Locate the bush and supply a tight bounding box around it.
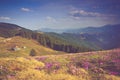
[29,49,37,56]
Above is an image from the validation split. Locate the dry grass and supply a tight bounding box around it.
[0,36,65,57]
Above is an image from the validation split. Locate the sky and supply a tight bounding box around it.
[0,0,120,30]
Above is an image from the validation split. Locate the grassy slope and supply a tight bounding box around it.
[0,36,65,57]
[0,49,120,80]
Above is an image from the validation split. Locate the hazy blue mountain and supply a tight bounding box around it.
[64,24,120,49]
[65,24,120,34]
[38,28,66,33]
[45,24,120,50]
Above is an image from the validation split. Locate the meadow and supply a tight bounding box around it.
[0,36,65,58]
[0,49,120,80]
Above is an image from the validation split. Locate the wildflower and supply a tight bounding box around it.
[82,61,90,70]
[45,63,53,69]
[109,71,119,75]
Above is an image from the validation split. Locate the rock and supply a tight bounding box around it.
[12,46,21,51]
[22,46,26,49]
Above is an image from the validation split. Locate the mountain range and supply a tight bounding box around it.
[0,22,120,53]
[0,22,92,53]
[39,24,120,50]
[63,24,120,49]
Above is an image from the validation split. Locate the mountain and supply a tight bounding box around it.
[63,24,120,49]
[0,22,93,53]
[1,22,119,53]
[38,28,66,33]
[65,24,120,34]
[41,24,120,50]
[0,22,33,38]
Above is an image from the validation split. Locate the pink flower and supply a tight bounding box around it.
[82,62,90,70]
[45,63,53,69]
[109,71,119,75]
[100,62,103,65]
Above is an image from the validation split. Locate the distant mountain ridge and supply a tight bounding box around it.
[38,28,66,33]
[61,24,120,49]
[0,22,120,53]
[65,24,120,34]
[0,22,93,53]
[41,24,120,50]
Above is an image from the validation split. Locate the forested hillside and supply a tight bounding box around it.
[0,23,93,53]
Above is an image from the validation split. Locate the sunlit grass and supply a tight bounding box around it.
[0,49,119,80]
[0,36,66,57]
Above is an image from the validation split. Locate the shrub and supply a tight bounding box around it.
[29,49,37,56]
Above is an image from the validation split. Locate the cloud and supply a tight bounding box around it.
[0,16,12,20]
[70,10,103,18]
[21,7,31,12]
[46,16,56,23]
[69,9,117,19]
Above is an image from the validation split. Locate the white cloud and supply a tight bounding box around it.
[69,9,116,20]
[46,16,56,23]
[70,10,103,17]
[21,7,31,12]
[0,16,12,20]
